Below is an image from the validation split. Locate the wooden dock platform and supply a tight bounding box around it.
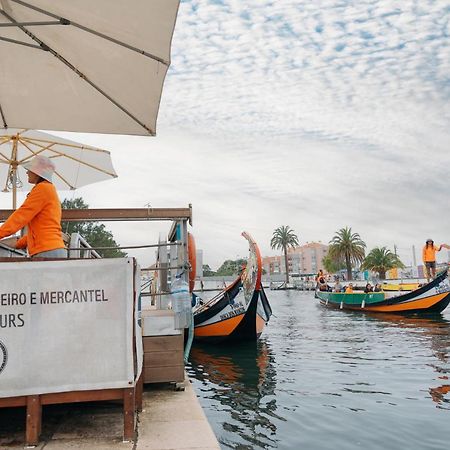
[0,375,220,449]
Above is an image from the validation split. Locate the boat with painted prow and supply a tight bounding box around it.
[193,232,272,343]
[316,268,450,314]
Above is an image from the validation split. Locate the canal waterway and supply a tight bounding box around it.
[187,289,450,450]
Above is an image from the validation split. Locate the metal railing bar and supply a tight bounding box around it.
[67,242,181,251]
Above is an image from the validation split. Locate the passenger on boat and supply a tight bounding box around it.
[364,283,373,293]
[0,155,66,258]
[345,283,353,293]
[316,270,330,290]
[373,283,382,292]
[316,269,324,282]
[318,276,328,291]
[422,239,442,282]
[333,279,342,292]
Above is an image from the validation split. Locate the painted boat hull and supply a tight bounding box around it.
[193,284,271,343]
[316,269,450,314]
[193,232,272,343]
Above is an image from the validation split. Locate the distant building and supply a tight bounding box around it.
[263,242,329,275]
[196,249,203,278]
[262,255,282,275]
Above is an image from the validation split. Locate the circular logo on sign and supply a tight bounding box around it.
[0,340,7,375]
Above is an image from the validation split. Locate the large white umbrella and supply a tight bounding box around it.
[0,0,180,135]
[0,128,117,208]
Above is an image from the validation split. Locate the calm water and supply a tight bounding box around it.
[187,290,450,450]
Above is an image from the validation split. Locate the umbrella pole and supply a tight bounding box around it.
[12,170,17,210]
[11,136,19,210]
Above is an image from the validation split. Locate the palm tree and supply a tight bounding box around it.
[328,227,366,281]
[270,225,299,284]
[361,247,405,279]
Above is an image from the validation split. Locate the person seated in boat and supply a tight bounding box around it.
[318,276,328,291]
[0,155,66,259]
[422,239,442,282]
[345,283,353,293]
[364,283,373,293]
[333,279,342,292]
[373,283,382,292]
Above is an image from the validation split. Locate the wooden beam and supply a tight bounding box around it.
[0,206,193,224]
[26,395,41,446]
[123,388,135,442]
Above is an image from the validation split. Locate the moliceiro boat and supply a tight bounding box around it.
[193,232,272,343]
[316,268,450,314]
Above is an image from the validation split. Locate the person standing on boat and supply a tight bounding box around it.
[422,239,442,282]
[318,276,328,291]
[0,155,66,258]
[316,269,325,289]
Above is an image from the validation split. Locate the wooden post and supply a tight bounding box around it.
[26,395,41,446]
[123,388,135,442]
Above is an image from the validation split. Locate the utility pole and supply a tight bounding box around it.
[412,245,417,267]
[394,244,397,256]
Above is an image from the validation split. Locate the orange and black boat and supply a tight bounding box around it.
[193,232,272,343]
[316,268,450,314]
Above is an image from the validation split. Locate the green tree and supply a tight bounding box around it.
[328,227,366,281]
[61,198,126,258]
[216,258,247,276]
[361,247,405,279]
[270,225,299,284]
[322,253,344,274]
[202,264,216,277]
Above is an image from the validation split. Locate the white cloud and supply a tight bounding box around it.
[2,0,449,270]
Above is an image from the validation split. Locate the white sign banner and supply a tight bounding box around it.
[0,257,139,398]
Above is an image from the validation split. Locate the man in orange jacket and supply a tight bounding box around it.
[0,155,66,258]
[422,239,442,283]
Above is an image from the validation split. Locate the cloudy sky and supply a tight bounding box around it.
[3,0,450,269]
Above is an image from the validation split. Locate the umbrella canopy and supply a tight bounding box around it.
[0,0,180,135]
[0,128,117,208]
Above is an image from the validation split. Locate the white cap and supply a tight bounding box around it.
[22,155,55,182]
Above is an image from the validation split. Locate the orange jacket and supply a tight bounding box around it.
[0,181,64,256]
[422,245,440,263]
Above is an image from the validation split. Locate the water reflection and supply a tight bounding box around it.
[366,313,450,408]
[188,339,278,449]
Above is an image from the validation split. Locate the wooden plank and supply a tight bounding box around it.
[143,334,183,352]
[123,388,135,442]
[0,396,27,407]
[144,350,184,367]
[144,366,185,384]
[0,207,193,223]
[26,395,41,446]
[41,389,123,405]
